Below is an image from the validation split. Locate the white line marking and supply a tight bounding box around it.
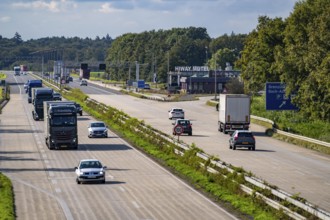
[132,201,140,209]
[119,186,125,192]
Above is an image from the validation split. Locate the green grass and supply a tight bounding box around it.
[0,173,15,220]
[0,73,7,79]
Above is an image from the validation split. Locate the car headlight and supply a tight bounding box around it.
[99,171,104,175]
[79,171,84,175]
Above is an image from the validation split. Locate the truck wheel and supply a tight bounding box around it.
[80,112,82,116]
[233,145,236,150]
[229,144,232,149]
[48,139,54,150]
[188,132,192,136]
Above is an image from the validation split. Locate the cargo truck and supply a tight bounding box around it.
[218,94,250,134]
[14,66,20,76]
[32,88,53,120]
[27,80,42,103]
[44,101,78,150]
[20,65,28,74]
[79,68,90,80]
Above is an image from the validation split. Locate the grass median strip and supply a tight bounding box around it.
[0,173,15,220]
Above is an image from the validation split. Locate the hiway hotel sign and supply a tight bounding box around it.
[175,66,209,72]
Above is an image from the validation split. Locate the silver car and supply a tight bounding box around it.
[168,108,185,120]
[88,121,108,138]
[75,159,106,184]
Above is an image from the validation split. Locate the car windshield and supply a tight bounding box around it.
[91,123,105,128]
[178,120,190,125]
[79,161,102,169]
[51,116,76,126]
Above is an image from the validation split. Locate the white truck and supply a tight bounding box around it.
[218,94,250,134]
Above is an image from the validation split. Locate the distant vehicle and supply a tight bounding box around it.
[24,81,29,91]
[218,94,250,134]
[20,65,28,75]
[79,69,90,80]
[14,66,20,76]
[75,103,83,116]
[229,130,255,150]
[172,119,192,136]
[44,101,78,150]
[168,108,184,120]
[80,79,87,86]
[75,159,106,184]
[144,84,151,89]
[88,121,108,138]
[68,76,73,82]
[52,92,62,101]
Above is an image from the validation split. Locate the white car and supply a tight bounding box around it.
[75,159,107,184]
[88,121,108,138]
[168,108,185,120]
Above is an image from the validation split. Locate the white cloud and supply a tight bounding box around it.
[98,3,122,14]
[12,0,77,13]
[0,16,11,23]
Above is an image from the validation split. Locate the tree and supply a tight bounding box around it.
[13,32,23,44]
[277,0,330,121]
[239,16,286,94]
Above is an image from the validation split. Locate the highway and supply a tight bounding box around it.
[67,77,330,212]
[0,73,239,220]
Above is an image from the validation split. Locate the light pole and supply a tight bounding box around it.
[205,46,208,65]
[214,54,217,100]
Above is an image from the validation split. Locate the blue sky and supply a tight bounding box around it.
[0,0,297,41]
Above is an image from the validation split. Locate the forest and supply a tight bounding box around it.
[0,0,329,121]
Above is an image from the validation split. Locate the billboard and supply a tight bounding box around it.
[266,82,299,111]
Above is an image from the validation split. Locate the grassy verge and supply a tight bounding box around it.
[0,173,15,220]
[63,88,294,219]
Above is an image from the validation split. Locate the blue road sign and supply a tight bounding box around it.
[266,82,299,111]
[137,80,145,88]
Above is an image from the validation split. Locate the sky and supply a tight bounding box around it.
[0,0,298,41]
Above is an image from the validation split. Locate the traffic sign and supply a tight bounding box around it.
[137,80,145,89]
[265,82,299,111]
[174,125,184,135]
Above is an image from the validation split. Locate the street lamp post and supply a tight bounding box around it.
[214,54,217,100]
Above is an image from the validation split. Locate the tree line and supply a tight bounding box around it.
[0,0,328,121]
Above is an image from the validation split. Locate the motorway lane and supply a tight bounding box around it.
[0,73,239,219]
[71,79,330,212]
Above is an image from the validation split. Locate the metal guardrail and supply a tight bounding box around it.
[251,115,330,148]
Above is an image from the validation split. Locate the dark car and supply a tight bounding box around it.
[229,130,255,150]
[172,119,192,136]
[75,103,83,116]
[53,92,62,101]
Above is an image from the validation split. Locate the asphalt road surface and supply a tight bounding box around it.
[0,73,240,220]
[68,77,330,213]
